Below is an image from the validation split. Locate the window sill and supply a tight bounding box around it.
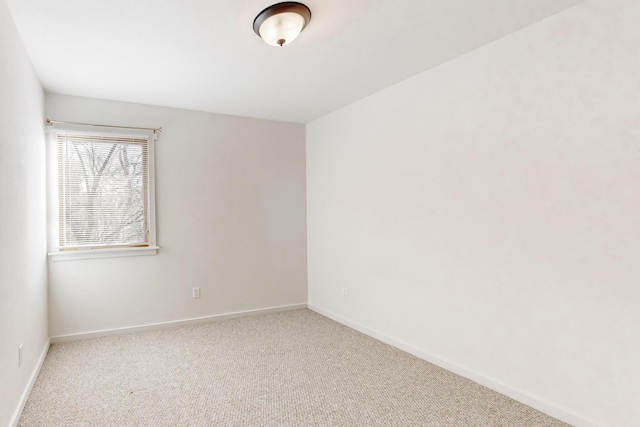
[48,246,159,262]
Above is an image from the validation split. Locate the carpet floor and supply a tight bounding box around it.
[19,309,569,426]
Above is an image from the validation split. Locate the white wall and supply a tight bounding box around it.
[306,1,640,426]
[46,95,307,337]
[0,1,48,425]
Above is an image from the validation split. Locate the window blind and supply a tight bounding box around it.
[57,132,150,250]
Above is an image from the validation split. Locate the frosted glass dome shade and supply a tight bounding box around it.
[259,12,305,46]
[253,3,311,47]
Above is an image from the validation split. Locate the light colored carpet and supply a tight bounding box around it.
[20,309,569,426]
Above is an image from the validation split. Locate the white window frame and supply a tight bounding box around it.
[47,124,159,261]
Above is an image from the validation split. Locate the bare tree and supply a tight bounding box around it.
[61,138,147,248]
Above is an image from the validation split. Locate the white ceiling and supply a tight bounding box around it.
[7,0,582,123]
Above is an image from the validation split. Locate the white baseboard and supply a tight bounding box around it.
[308,304,600,427]
[50,303,308,343]
[10,338,50,427]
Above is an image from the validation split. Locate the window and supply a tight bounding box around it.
[48,127,158,260]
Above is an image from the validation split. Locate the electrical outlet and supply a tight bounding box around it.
[192,287,200,299]
[18,344,23,367]
[341,287,349,299]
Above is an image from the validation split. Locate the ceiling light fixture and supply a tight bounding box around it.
[253,2,311,47]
